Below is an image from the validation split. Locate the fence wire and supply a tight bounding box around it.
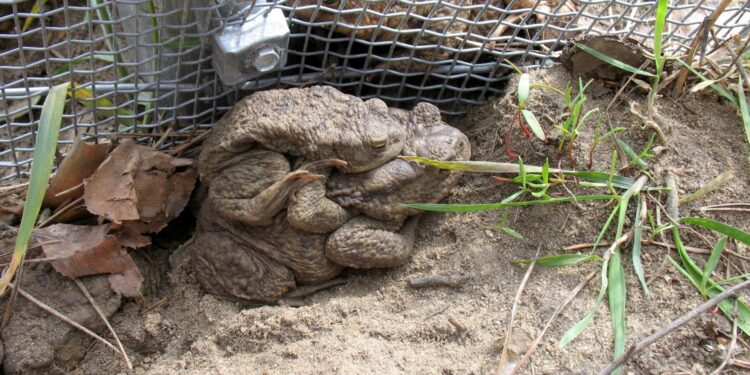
[0,0,748,178]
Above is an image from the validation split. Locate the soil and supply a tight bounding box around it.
[3,65,750,374]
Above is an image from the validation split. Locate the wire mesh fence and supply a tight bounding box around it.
[0,0,748,179]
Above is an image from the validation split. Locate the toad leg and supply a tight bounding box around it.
[189,230,296,302]
[325,215,421,268]
[209,149,324,226]
[287,159,354,233]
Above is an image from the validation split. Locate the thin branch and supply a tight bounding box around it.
[37,196,84,228]
[597,278,750,375]
[510,269,598,375]
[495,245,541,375]
[12,283,120,353]
[74,278,132,369]
[711,301,739,375]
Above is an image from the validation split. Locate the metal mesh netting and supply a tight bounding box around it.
[0,0,748,179]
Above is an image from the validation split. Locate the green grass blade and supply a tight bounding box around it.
[0,82,68,295]
[702,236,727,296]
[22,0,49,32]
[671,228,750,336]
[69,85,136,126]
[737,75,750,146]
[406,195,620,212]
[513,254,601,267]
[680,217,750,245]
[608,250,627,373]
[632,196,649,294]
[674,59,738,105]
[499,226,524,239]
[560,257,611,348]
[573,42,655,77]
[401,157,637,189]
[653,0,668,72]
[615,138,648,170]
[521,110,546,140]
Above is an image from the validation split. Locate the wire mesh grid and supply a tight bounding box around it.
[0,0,748,179]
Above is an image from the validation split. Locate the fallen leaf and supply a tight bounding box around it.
[43,136,110,208]
[557,35,648,81]
[35,223,144,297]
[83,139,197,234]
[35,224,135,278]
[108,266,144,298]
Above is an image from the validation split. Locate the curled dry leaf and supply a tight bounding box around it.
[557,35,648,81]
[83,139,197,235]
[34,223,143,298]
[43,136,110,224]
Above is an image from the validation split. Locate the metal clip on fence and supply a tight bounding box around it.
[211,0,290,86]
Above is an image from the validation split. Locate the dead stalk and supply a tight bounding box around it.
[510,269,598,375]
[710,301,739,375]
[598,278,750,375]
[74,279,133,369]
[495,245,541,375]
[11,283,121,354]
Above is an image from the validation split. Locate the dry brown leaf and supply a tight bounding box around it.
[108,267,144,298]
[44,136,110,208]
[558,35,648,81]
[35,224,136,277]
[34,224,143,298]
[83,139,196,233]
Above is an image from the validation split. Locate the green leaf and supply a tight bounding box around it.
[560,256,612,347]
[702,236,727,296]
[615,137,648,170]
[163,37,203,50]
[69,84,136,126]
[513,254,601,267]
[608,250,627,372]
[738,75,750,147]
[680,217,750,245]
[573,42,655,77]
[498,226,524,240]
[406,195,620,212]
[653,0,668,72]
[0,82,68,295]
[521,109,546,140]
[22,0,49,32]
[400,157,637,190]
[671,228,750,336]
[518,74,530,109]
[674,59,738,106]
[519,157,526,189]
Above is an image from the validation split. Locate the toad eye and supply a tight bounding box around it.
[371,139,387,149]
[323,0,339,5]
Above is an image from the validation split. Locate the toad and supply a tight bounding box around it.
[186,87,470,302]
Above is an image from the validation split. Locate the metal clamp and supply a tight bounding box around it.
[211,0,289,86]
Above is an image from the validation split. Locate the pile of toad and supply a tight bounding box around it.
[183,86,470,302]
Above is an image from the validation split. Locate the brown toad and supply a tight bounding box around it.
[187,87,470,302]
[197,85,406,227]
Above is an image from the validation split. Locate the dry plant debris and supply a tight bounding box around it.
[35,223,143,298]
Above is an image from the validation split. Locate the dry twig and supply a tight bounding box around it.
[74,278,133,369]
[597,278,750,375]
[11,283,121,353]
[510,269,598,375]
[495,245,541,375]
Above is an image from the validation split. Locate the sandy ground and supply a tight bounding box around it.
[6,65,750,374]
